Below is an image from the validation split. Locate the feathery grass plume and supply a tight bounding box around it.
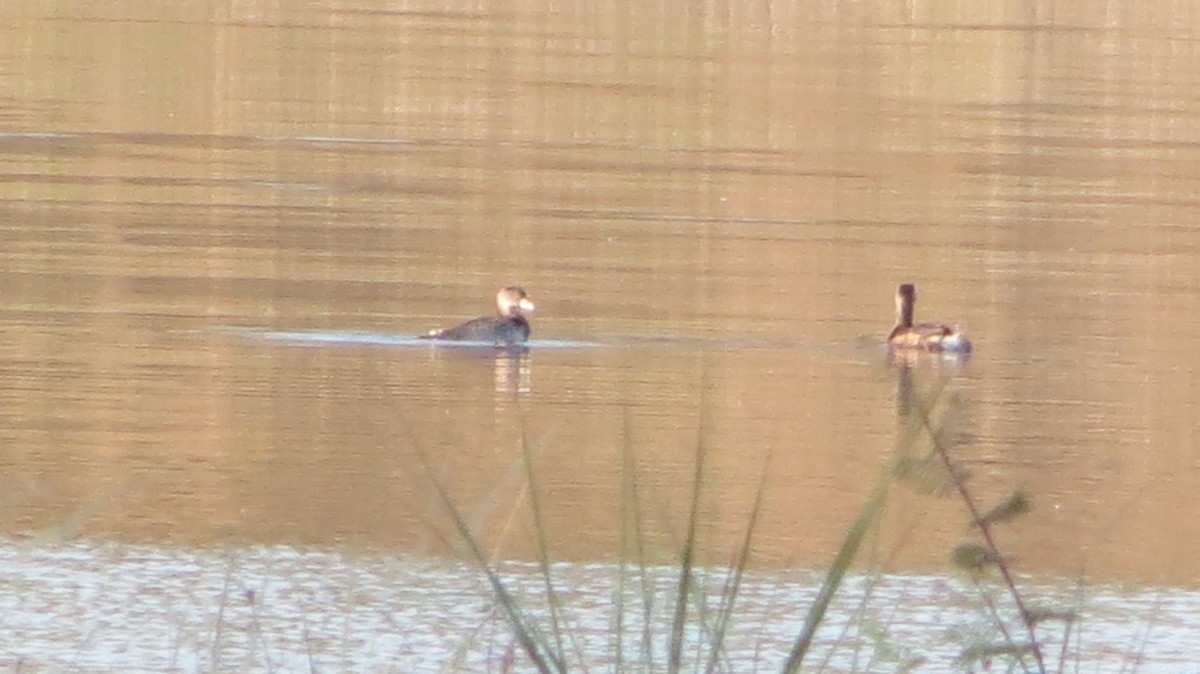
[1023,607,1077,627]
[906,379,1048,674]
[952,543,1006,572]
[958,641,1038,669]
[979,490,1031,527]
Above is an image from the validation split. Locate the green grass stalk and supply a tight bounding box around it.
[702,453,770,674]
[616,410,656,670]
[666,436,705,674]
[419,446,564,674]
[519,426,571,666]
[780,442,897,674]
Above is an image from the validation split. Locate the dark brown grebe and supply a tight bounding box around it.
[421,286,535,345]
[887,283,971,353]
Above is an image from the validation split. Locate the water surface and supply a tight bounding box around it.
[1,0,1199,669]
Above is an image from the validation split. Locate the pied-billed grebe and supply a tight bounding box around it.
[420,286,535,345]
[887,283,971,353]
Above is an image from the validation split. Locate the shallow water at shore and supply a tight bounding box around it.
[2,540,1196,673]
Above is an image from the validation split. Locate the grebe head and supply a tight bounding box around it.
[496,286,535,317]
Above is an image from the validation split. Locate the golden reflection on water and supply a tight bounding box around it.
[1,0,1199,588]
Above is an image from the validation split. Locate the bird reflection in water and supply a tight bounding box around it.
[890,361,973,496]
[493,346,532,395]
[886,280,974,496]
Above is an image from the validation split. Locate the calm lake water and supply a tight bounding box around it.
[2,0,1199,670]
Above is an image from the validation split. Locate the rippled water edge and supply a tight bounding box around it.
[0,541,1195,673]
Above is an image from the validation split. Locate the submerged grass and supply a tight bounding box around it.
[423,373,1088,673]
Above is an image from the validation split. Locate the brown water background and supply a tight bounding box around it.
[1,1,1199,588]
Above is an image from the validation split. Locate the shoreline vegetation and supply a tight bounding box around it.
[427,375,1099,673]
